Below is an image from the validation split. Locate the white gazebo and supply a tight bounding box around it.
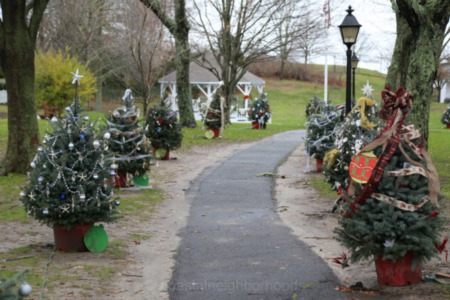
[158,55,265,122]
[438,61,450,103]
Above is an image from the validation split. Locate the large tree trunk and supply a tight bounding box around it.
[140,0,196,127]
[387,0,449,142]
[0,0,49,174]
[174,21,196,127]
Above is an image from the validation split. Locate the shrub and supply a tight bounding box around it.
[35,48,97,112]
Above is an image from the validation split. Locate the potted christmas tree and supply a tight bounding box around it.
[248,93,271,129]
[145,100,183,160]
[104,89,152,187]
[335,86,444,286]
[20,70,120,252]
[323,82,380,196]
[440,105,450,128]
[304,104,341,172]
[203,93,223,139]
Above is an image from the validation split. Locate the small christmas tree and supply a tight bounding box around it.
[248,93,271,129]
[204,93,222,130]
[20,70,119,229]
[105,89,152,186]
[145,100,183,159]
[305,96,325,118]
[336,86,443,268]
[323,82,380,193]
[304,104,341,162]
[440,105,450,127]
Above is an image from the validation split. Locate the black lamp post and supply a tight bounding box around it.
[351,52,359,103]
[339,6,361,114]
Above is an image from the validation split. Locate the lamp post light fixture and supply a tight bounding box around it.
[351,52,359,103]
[339,5,361,114]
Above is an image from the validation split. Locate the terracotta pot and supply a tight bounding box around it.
[375,253,422,286]
[210,128,220,138]
[114,171,127,188]
[316,158,323,172]
[53,223,93,252]
[153,148,171,160]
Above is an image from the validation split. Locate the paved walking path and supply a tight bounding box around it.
[169,130,350,299]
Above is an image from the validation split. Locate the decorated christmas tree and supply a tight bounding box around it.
[104,89,152,186]
[0,270,32,299]
[335,86,444,283]
[440,105,450,127]
[20,70,120,229]
[203,93,223,138]
[305,96,325,118]
[145,100,183,159]
[323,82,380,193]
[304,104,341,164]
[248,93,271,129]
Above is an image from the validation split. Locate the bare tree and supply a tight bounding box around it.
[0,0,49,174]
[271,1,311,79]
[192,0,300,122]
[386,0,450,142]
[139,0,197,127]
[114,1,172,116]
[294,11,327,66]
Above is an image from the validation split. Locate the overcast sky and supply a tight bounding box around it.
[312,0,397,74]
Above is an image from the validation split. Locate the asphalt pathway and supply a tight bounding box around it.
[169,130,350,300]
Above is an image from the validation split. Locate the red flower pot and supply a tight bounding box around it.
[252,120,260,129]
[316,158,323,172]
[210,127,220,138]
[162,150,170,160]
[375,253,422,286]
[53,223,93,252]
[114,171,127,188]
[447,124,450,129]
[153,148,171,160]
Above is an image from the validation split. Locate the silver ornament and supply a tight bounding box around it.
[69,142,74,150]
[93,140,100,149]
[51,116,58,123]
[18,283,32,296]
[104,132,111,140]
[80,194,86,201]
[93,173,99,179]
[43,208,49,215]
[20,191,26,197]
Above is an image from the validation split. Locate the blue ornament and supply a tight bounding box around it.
[109,170,116,177]
[157,126,162,133]
[38,176,44,183]
[60,194,66,200]
[80,134,85,139]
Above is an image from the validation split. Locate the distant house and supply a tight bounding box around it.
[438,61,450,103]
[158,54,265,122]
